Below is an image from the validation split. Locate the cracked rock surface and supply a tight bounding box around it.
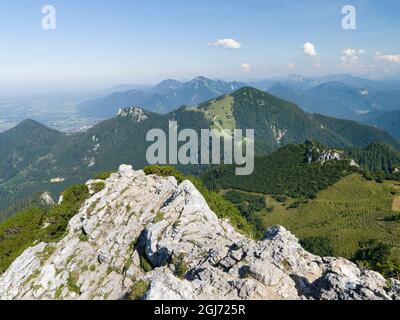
[0,165,399,300]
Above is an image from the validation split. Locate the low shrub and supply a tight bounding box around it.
[128,280,150,300]
[300,237,334,257]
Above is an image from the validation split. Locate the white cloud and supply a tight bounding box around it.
[375,52,400,63]
[288,62,295,70]
[210,38,242,49]
[241,63,252,73]
[341,48,365,68]
[302,42,318,56]
[343,48,365,57]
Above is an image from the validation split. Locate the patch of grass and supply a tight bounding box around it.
[153,212,164,224]
[174,254,188,279]
[91,182,105,194]
[202,95,236,131]
[95,171,115,180]
[65,253,76,266]
[79,228,89,242]
[139,255,153,273]
[23,269,40,286]
[67,272,81,295]
[37,245,56,263]
[55,285,64,300]
[261,174,400,266]
[127,280,150,300]
[42,184,90,242]
[106,266,114,275]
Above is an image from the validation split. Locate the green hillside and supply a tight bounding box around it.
[202,143,356,198]
[0,119,67,181]
[202,142,400,278]
[345,143,400,175]
[228,87,399,154]
[258,174,400,278]
[1,87,399,214]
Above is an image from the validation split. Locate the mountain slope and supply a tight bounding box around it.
[313,113,400,148]
[202,142,355,198]
[77,76,247,118]
[0,106,210,211]
[1,87,399,212]
[345,143,400,174]
[268,81,400,120]
[209,87,400,154]
[76,90,149,119]
[361,110,400,139]
[0,119,67,181]
[148,79,183,95]
[201,143,400,278]
[260,173,400,268]
[0,165,399,300]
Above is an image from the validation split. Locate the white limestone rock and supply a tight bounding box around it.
[0,164,399,301]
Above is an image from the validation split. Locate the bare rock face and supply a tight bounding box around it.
[0,165,399,300]
[117,107,148,122]
[306,146,343,165]
[40,191,55,205]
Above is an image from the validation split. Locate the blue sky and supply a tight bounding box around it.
[0,0,399,93]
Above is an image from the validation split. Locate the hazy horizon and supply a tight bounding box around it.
[0,0,399,94]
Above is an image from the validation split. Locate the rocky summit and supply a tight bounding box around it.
[0,165,399,300]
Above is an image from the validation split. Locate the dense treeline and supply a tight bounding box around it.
[223,191,265,216]
[345,143,400,177]
[0,184,89,274]
[300,237,335,257]
[353,240,400,280]
[202,144,356,198]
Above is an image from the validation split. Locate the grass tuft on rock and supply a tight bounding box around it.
[128,280,150,300]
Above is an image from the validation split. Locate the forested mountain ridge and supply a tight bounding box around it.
[361,110,400,139]
[1,87,399,216]
[77,76,247,118]
[345,143,400,175]
[0,119,67,181]
[200,87,400,154]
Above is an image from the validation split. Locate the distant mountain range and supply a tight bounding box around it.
[255,73,400,91]
[266,78,400,121]
[359,110,400,139]
[77,76,247,117]
[77,75,400,127]
[1,87,398,213]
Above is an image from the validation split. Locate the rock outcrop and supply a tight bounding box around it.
[0,165,399,300]
[40,191,55,206]
[117,107,148,122]
[306,142,343,165]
